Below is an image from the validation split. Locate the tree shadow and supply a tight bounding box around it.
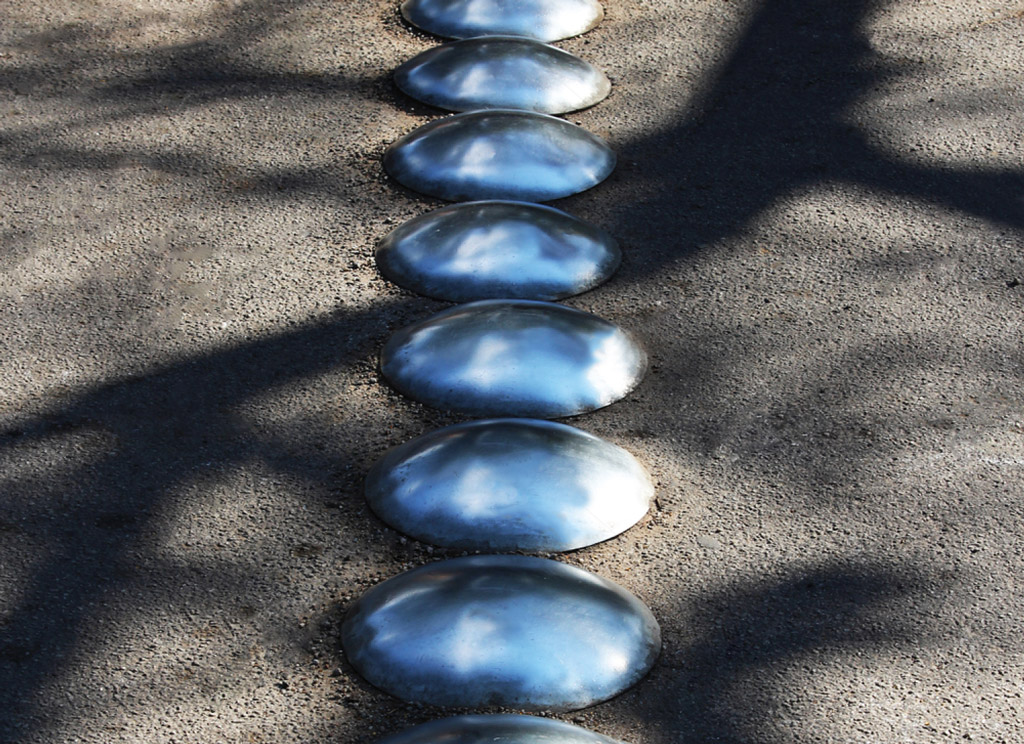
[1,0,1022,741]
[580,1,1021,739]
[0,302,398,735]
[596,0,1022,270]
[0,0,401,193]
[612,561,941,743]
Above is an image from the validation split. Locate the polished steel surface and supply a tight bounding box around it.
[380,300,646,418]
[375,201,620,301]
[400,0,604,42]
[383,110,615,202]
[376,715,629,744]
[341,555,661,711]
[366,419,652,551]
[394,36,610,114]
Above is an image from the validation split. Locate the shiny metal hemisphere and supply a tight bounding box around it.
[341,555,661,711]
[375,201,620,302]
[383,109,615,202]
[366,419,652,551]
[375,715,630,744]
[400,0,604,42]
[394,36,610,114]
[380,300,647,418]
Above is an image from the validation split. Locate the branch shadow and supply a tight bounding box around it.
[599,0,1023,270]
[615,561,940,743]
[0,298,446,739]
[585,0,1021,740]
[1,0,1021,741]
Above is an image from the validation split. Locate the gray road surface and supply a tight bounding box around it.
[1,1,1022,742]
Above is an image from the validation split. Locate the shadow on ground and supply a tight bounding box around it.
[1,0,1021,741]
[615,562,936,743]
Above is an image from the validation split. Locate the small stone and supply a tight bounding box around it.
[697,535,722,550]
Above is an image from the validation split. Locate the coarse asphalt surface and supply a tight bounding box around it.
[1,1,1023,742]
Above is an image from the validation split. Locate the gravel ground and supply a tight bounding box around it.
[1,1,1023,742]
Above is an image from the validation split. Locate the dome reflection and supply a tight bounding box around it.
[380,300,646,418]
[375,715,630,744]
[383,110,616,202]
[400,0,604,42]
[366,418,652,551]
[342,556,661,710]
[395,36,610,114]
[376,201,619,301]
